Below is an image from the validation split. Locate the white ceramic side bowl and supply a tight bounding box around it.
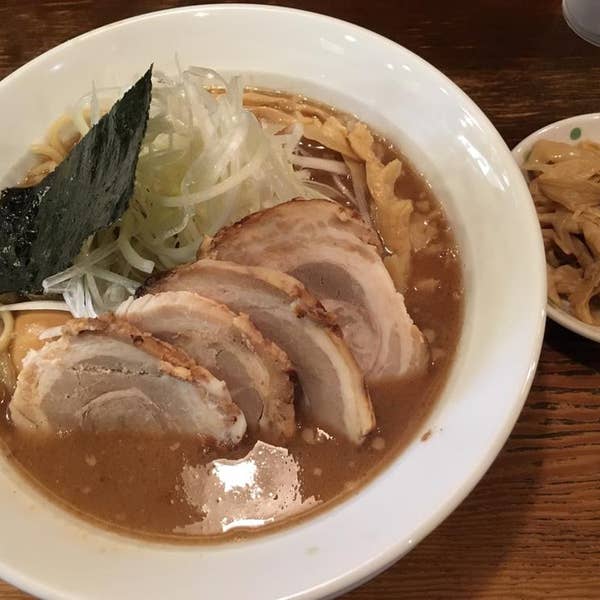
[0,5,546,599]
[513,113,600,343]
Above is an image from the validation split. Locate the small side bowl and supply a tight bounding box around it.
[512,113,600,343]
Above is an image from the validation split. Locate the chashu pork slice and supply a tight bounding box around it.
[9,316,246,446]
[202,198,429,383]
[142,259,374,444]
[116,291,295,442]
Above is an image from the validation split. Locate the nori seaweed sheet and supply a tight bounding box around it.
[0,66,153,293]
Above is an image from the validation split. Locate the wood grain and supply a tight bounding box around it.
[1,0,600,598]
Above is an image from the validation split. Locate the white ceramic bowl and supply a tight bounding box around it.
[513,113,600,343]
[0,5,546,599]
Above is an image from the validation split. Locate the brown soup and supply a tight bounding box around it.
[0,91,463,542]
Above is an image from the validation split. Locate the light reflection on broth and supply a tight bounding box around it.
[0,87,463,542]
[177,442,316,535]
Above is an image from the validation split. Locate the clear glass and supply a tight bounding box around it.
[563,0,600,47]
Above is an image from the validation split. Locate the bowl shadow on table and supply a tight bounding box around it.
[345,320,599,599]
[544,319,600,374]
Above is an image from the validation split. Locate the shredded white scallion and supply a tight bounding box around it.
[41,65,336,317]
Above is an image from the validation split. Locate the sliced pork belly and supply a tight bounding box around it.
[142,259,374,444]
[9,316,246,446]
[117,291,295,441]
[202,198,429,382]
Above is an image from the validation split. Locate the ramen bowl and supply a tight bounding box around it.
[0,5,545,599]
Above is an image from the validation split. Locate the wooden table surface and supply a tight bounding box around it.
[1,0,599,598]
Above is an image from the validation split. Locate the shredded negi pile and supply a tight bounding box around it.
[0,64,443,323]
[526,139,600,325]
[40,68,329,315]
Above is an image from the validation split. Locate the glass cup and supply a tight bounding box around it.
[563,0,600,46]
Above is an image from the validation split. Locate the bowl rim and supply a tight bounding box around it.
[512,112,600,343]
[0,4,547,599]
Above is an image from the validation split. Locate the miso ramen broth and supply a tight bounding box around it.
[0,80,463,541]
